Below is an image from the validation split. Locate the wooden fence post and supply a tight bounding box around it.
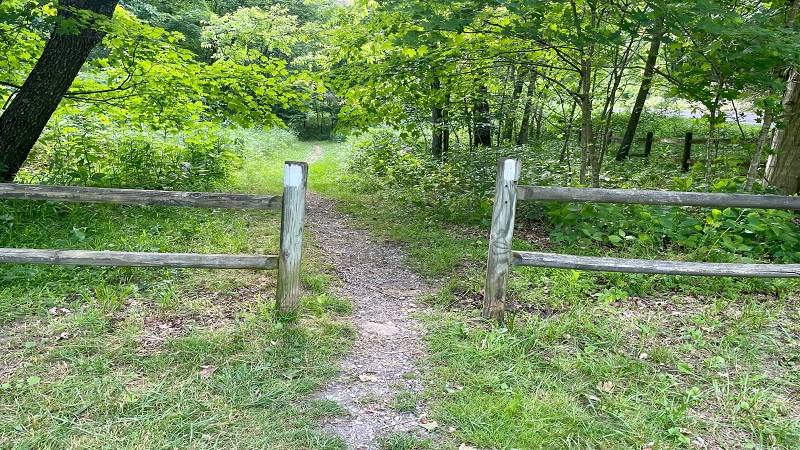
[483,158,521,322]
[682,132,693,172]
[644,131,654,157]
[276,161,308,315]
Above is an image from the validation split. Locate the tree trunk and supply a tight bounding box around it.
[431,76,444,159]
[559,100,578,163]
[616,25,663,161]
[705,110,717,190]
[759,1,800,194]
[745,107,773,192]
[516,70,536,146]
[533,103,544,141]
[473,85,492,148]
[502,66,526,142]
[579,59,598,187]
[764,67,800,194]
[443,93,450,156]
[0,0,119,182]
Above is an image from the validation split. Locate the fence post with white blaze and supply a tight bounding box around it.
[483,158,521,322]
[276,161,308,314]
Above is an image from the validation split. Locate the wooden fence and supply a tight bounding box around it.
[483,158,800,321]
[610,132,755,171]
[0,161,308,314]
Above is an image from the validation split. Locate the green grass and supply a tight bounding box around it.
[0,128,352,448]
[310,137,800,449]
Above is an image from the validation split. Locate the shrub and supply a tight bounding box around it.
[21,115,243,191]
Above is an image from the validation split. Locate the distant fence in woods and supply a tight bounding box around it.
[0,161,308,314]
[483,158,800,321]
[610,132,756,172]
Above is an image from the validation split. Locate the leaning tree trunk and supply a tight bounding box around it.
[744,107,774,192]
[764,67,800,194]
[0,0,119,182]
[616,25,663,161]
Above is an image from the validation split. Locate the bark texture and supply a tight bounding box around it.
[764,68,800,194]
[0,0,118,182]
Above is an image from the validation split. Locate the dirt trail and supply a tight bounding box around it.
[305,145,436,449]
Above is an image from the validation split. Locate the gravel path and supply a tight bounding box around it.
[305,157,436,448]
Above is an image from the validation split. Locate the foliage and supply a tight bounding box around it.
[349,117,799,264]
[21,113,243,190]
[547,202,800,263]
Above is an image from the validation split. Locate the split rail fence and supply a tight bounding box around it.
[0,161,308,314]
[483,158,800,321]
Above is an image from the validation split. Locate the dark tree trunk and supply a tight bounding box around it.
[442,93,450,156]
[516,70,537,146]
[473,86,492,147]
[533,103,544,140]
[616,25,663,161]
[0,0,118,182]
[503,67,526,142]
[431,76,444,159]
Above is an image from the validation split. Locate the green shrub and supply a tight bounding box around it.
[20,115,243,191]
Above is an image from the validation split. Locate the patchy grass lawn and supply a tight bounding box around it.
[0,128,352,449]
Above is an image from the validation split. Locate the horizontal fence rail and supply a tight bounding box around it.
[516,186,800,209]
[483,158,800,322]
[0,184,282,210]
[0,249,277,270]
[0,161,308,313]
[513,252,800,278]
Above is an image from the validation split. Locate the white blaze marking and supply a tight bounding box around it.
[503,159,520,181]
[284,164,303,187]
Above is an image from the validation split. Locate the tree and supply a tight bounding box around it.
[616,20,664,161]
[0,0,119,182]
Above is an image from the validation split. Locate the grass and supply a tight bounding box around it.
[309,135,800,449]
[0,128,352,449]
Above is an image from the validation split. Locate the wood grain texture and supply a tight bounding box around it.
[512,251,800,277]
[0,248,277,269]
[276,161,308,314]
[483,158,521,322]
[0,184,281,210]
[516,185,800,210]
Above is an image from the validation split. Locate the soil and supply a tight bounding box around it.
[305,152,437,448]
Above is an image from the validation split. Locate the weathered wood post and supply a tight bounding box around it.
[276,161,308,315]
[644,131,654,157]
[682,132,693,172]
[483,158,521,322]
